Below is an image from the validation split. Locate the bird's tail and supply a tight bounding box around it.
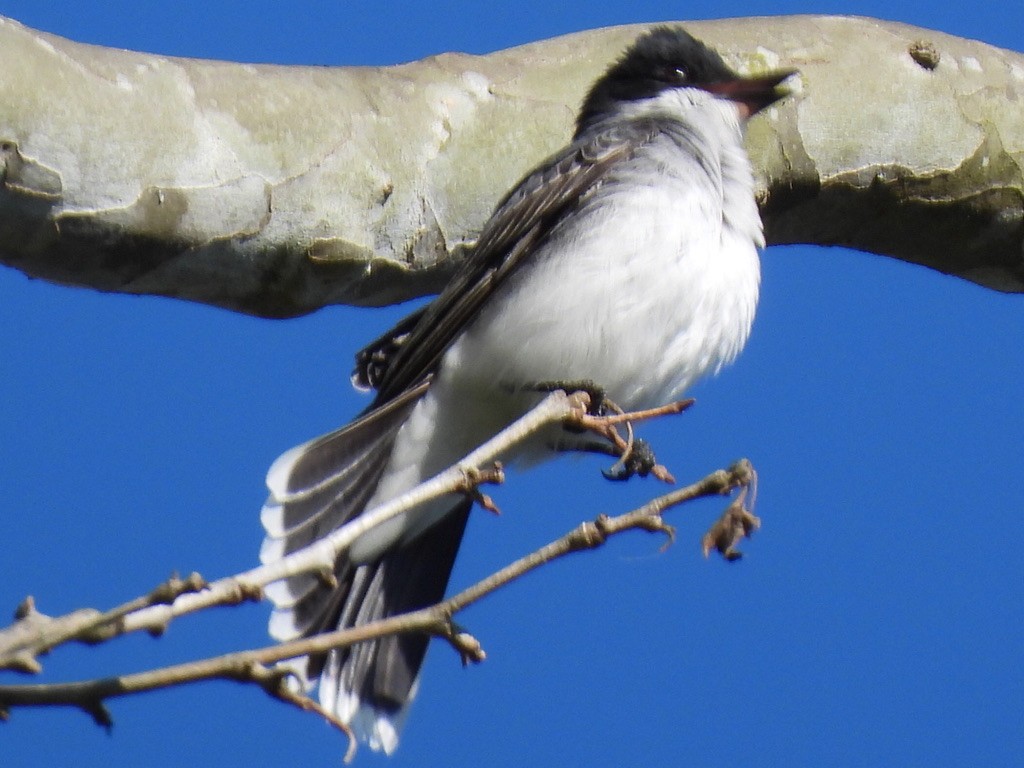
[260,382,469,753]
[317,504,470,752]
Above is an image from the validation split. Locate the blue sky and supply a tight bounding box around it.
[1,2,1022,767]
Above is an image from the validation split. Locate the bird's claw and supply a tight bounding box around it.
[602,438,657,480]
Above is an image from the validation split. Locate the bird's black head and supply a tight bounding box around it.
[576,26,793,136]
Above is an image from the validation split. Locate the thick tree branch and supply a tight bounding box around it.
[1,15,1021,317]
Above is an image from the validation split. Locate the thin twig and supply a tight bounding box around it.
[0,387,758,761]
[0,459,755,743]
[0,574,212,674]
[0,392,578,671]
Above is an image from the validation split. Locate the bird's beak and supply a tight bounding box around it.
[704,69,798,118]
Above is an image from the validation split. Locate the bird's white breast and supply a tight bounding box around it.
[444,128,761,412]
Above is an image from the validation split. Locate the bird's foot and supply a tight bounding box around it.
[602,437,660,481]
[529,379,608,416]
[560,396,695,484]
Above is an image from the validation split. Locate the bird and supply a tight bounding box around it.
[259,25,794,754]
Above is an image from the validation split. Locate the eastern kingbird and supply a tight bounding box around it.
[260,26,793,753]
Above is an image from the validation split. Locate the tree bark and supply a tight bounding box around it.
[1,14,1021,317]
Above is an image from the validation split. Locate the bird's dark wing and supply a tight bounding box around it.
[353,120,664,406]
[351,306,428,393]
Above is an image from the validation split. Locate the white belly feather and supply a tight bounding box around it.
[350,142,761,564]
[448,171,760,410]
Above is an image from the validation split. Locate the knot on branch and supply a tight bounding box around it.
[451,631,486,666]
[82,699,114,731]
[12,597,36,621]
[434,615,487,667]
[580,516,611,548]
[4,652,42,676]
[224,580,265,605]
[1,598,102,672]
[458,462,505,514]
[147,572,208,606]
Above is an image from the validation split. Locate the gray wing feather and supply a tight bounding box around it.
[354,120,663,405]
[261,381,430,635]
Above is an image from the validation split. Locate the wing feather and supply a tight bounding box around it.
[354,121,664,405]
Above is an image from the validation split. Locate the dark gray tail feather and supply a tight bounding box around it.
[316,500,471,735]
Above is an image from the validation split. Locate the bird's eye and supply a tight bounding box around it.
[674,67,688,81]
